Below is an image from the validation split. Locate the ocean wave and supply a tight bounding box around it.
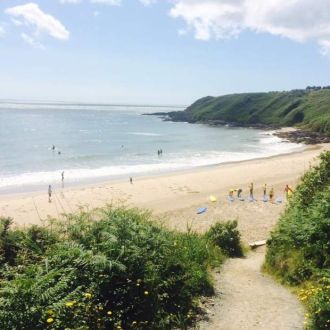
[128,132,162,137]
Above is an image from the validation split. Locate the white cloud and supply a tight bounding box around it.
[60,0,121,5]
[11,18,23,26]
[21,32,45,49]
[0,26,5,37]
[90,0,121,4]
[5,3,69,40]
[139,0,157,6]
[169,0,330,55]
[60,0,82,3]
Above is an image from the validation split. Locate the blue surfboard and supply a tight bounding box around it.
[197,207,207,214]
[276,196,283,204]
[262,195,268,202]
[227,196,235,202]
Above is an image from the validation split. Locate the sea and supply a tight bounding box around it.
[0,101,304,194]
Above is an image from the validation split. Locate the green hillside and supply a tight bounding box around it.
[167,88,330,135]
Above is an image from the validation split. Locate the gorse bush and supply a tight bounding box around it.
[0,207,227,330]
[265,151,330,329]
[205,220,243,257]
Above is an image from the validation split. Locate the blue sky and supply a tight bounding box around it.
[0,0,330,105]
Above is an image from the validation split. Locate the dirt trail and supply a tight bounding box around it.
[196,247,304,330]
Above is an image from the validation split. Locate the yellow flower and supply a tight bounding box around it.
[136,283,140,287]
[46,318,54,323]
[46,310,54,315]
[107,311,113,316]
[144,291,149,295]
[65,301,76,308]
[84,293,92,299]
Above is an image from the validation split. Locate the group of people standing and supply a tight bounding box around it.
[228,183,293,202]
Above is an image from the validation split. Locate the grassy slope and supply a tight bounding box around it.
[265,151,330,329]
[176,89,330,135]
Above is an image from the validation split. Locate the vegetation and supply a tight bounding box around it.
[167,88,330,135]
[0,207,242,329]
[205,220,243,258]
[265,151,330,329]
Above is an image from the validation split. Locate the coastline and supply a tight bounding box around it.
[1,143,329,241]
[0,138,311,200]
[0,128,306,196]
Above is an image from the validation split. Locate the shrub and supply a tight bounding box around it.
[205,220,243,257]
[0,206,224,329]
[265,151,330,329]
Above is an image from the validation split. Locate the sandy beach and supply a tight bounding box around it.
[0,144,329,243]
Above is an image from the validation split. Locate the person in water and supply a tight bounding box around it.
[249,182,254,199]
[269,187,274,202]
[61,171,64,182]
[52,145,55,151]
[284,184,293,199]
[48,185,52,203]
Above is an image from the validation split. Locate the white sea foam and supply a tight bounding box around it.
[128,132,162,136]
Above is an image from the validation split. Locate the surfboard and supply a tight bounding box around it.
[197,207,207,214]
[210,195,217,202]
[276,196,283,204]
[227,196,235,202]
[262,195,268,202]
[249,240,267,249]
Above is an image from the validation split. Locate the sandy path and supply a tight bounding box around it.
[196,248,304,330]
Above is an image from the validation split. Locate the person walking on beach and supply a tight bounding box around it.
[237,188,243,198]
[229,189,234,198]
[48,185,52,203]
[249,182,254,199]
[130,177,133,184]
[269,187,274,203]
[263,184,267,197]
[284,184,293,199]
[61,171,64,182]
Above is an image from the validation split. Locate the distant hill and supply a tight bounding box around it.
[165,88,330,136]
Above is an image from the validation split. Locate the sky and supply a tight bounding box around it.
[0,0,330,105]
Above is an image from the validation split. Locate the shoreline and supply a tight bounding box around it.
[0,143,328,237]
[0,140,312,200]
